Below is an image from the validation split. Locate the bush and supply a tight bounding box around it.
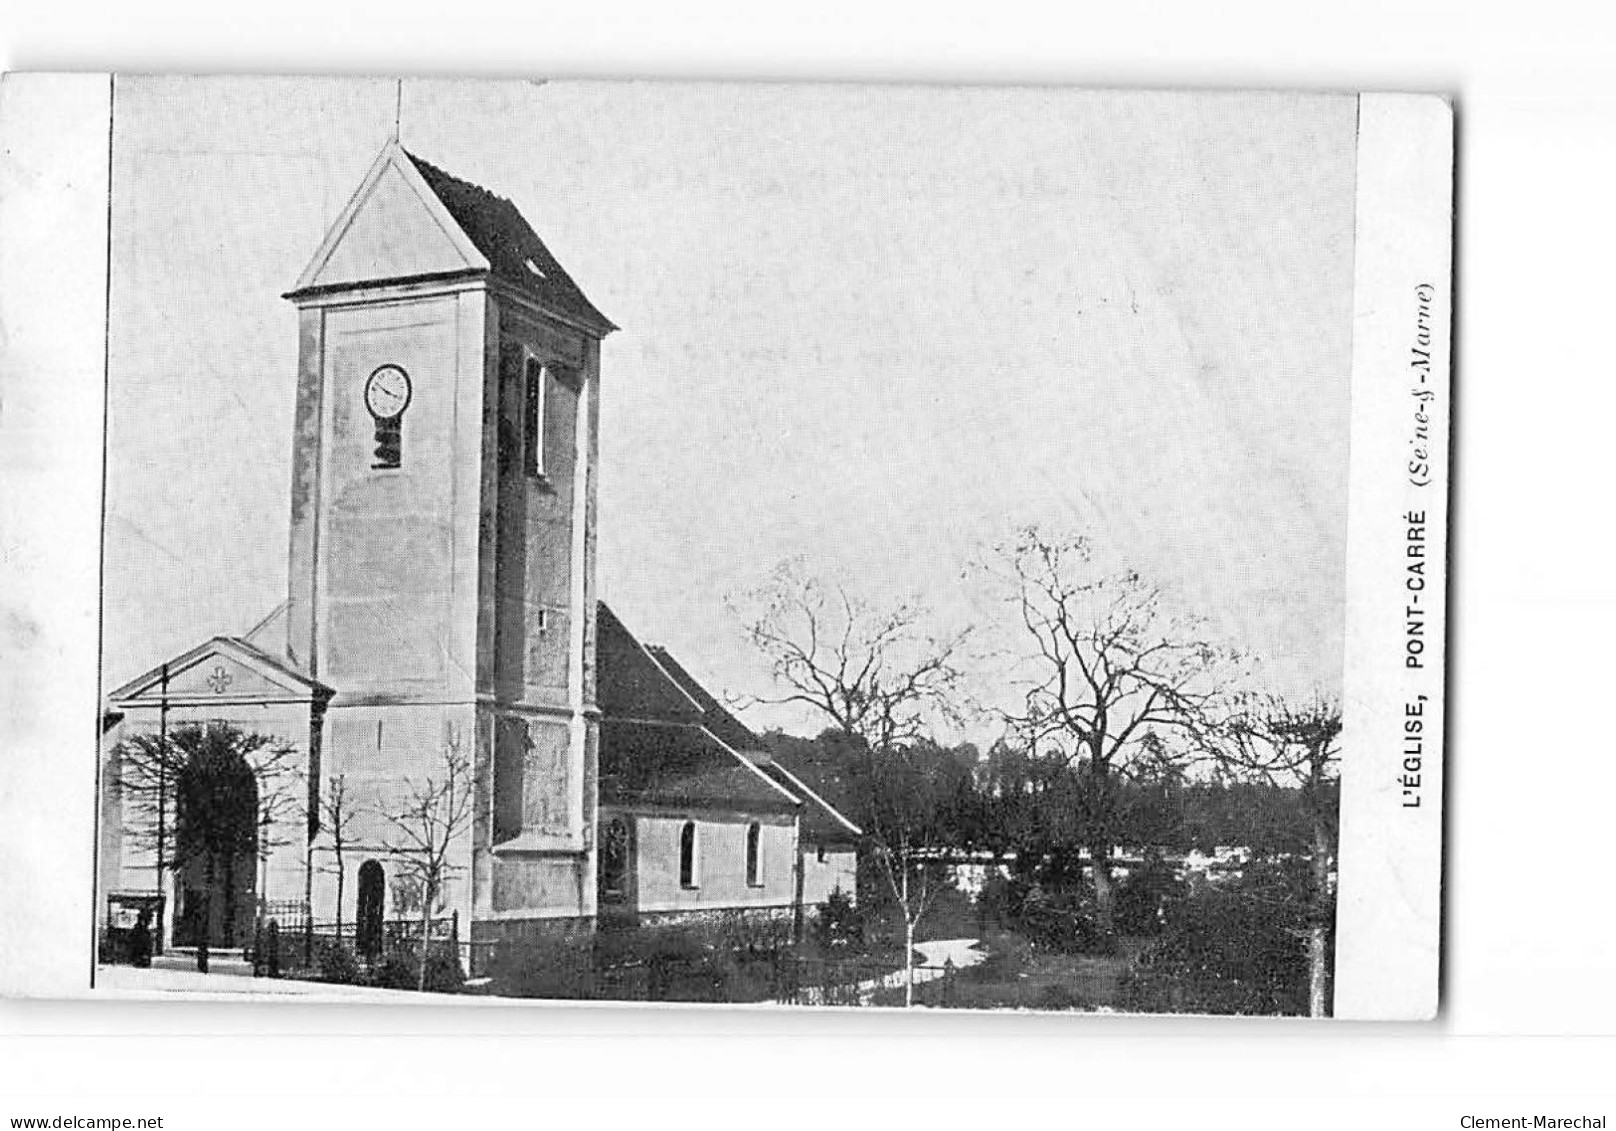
[589,920,791,1003]
[590,922,715,1002]
[371,943,465,994]
[813,888,864,953]
[484,919,788,1003]
[975,872,1028,933]
[1121,856,1311,1016]
[1018,885,1113,954]
[316,939,362,985]
[972,930,1035,983]
[484,933,594,999]
[1036,981,1090,1011]
[593,922,708,968]
[714,909,793,957]
[975,874,1113,954]
[1114,852,1188,937]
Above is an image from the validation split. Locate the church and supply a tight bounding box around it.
[97,140,858,975]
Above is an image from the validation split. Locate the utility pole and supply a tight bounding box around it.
[155,661,168,954]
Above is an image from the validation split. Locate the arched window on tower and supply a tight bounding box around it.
[678,821,698,889]
[745,821,762,887]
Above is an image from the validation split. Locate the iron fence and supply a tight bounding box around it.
[245,908,462,973]
[776,956,959,1007]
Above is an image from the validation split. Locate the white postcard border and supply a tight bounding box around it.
[0,73,113,1000]
[1333,92,1453,1021]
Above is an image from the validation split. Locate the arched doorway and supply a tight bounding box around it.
[355,860,385,959]
[170,742,259,951]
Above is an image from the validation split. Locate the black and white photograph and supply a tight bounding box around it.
[19,0,1616,1120]
[13,76,1450,1019]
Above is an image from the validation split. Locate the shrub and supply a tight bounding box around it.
[589,922,712,1002]
[371,943,465,994]
[485,933,594,999]
[593,922,708,968]
[490,918,791,1004]
[1114,852,1188,937]
[317,939,362,985]
[975,872,1029,933]
[975,874,1113,954]
[715,910,793,957]
[813,888,863,952]
[972,930,1035,983]
[1018,885,1112,954]
[590,920,792,1004]
[1037,981,1090,1011]
[1121,856,1310,1016]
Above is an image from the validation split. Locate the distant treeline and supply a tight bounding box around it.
[764,729,1339,867]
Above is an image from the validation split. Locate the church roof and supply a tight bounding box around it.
[596,603,799,814]
[286,140,615,335]
[406,152,617,334]
[750,757,864,846]
[642,645,763,754]
[596,603,705,725]
[599,719,799,814]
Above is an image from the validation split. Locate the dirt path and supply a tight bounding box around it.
[851,937,985,1003]
[914,938,986,970]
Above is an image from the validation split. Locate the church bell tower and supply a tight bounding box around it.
[282,140,616,942]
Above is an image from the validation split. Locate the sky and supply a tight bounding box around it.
[102,76,1356,736]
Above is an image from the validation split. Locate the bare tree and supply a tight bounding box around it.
[734,562,968,1006]
[115,723,301,972]
[380,734,477,992]
[319,773,362,944]
[988,526,1232,939]
[860,748,961,1006]
[1213,692,1342,1017]
[253,755,307,918]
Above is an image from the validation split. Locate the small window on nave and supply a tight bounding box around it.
[678,821,698,889]
[745,821,762,887]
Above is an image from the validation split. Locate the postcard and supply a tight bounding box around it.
[0,75,1451,1018]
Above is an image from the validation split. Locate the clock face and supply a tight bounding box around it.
[363,365,412,420]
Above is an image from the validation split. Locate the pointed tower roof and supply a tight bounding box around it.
[406,152,616,333]
[286,140,616,335]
